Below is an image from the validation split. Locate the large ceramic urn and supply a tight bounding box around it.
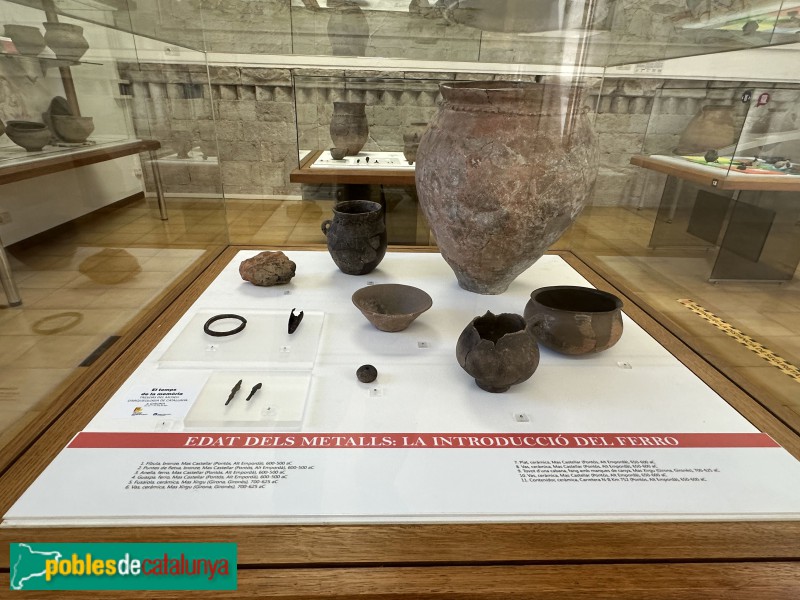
[674,104,736,155]
[415,81,598,294]
[330,101,369,156]
[327,0,369,56]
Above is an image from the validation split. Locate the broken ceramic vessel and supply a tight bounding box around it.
[456,311,539,392]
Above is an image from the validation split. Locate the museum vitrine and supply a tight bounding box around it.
[0,0,797,433]
[632,84,800,281]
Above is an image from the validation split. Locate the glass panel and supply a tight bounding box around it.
[119,51,228,244]
[0,1,226,467]
[566,77,800,439]
[6,0,799,64]
[291,72,472,247]
[732,86,800,176]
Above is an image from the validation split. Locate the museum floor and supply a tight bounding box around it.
[0,196,798,468]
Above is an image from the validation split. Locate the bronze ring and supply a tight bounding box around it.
[203,313,247,337]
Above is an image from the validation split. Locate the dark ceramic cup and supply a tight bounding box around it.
[523,286,623,355]
[321,200,387,275]
[456,311,539,393]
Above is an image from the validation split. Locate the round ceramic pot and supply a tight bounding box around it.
[43,22,90,62]
[456,311,539,393]
[42,96,74,139]
[402,122,428,165]
[51,115,94,143]
[4,24,46,56]
[523,286,623,355]
[330,102,369,156]
[5,121,51,151]
[675,104,736,155]
[327,2,369,56]
[415,81,597,294]
[321,200,387,275]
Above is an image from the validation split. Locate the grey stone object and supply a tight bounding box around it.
[239,251,297,286]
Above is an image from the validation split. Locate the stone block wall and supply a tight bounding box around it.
[118,59,798,206]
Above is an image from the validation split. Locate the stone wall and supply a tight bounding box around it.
[118,60,798,206]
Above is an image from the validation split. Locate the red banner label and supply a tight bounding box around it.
[68,432,779,449]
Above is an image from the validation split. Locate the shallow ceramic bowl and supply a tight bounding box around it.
[5,121,51,151]
[51,115,94,143]
[352,284,432,332]
[523,285,623,355]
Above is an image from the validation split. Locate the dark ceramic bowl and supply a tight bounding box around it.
[5,121,51,151]
[0,119,5,138]
[51,115,94,143]
[523,286,623,355]
[456,311,539,393]
[352,283,432,332]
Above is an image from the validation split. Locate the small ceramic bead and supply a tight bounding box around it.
[356,364,378,383]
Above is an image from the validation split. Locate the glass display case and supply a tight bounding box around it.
[631,85,800,282]
[1,0,798,456]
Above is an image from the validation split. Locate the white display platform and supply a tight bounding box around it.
[310,150,414,169]
[4,251,800,527]
[159,309,324,370]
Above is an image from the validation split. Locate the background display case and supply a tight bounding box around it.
[631,85,800,282]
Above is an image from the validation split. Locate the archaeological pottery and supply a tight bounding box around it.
[415,81,598,294]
